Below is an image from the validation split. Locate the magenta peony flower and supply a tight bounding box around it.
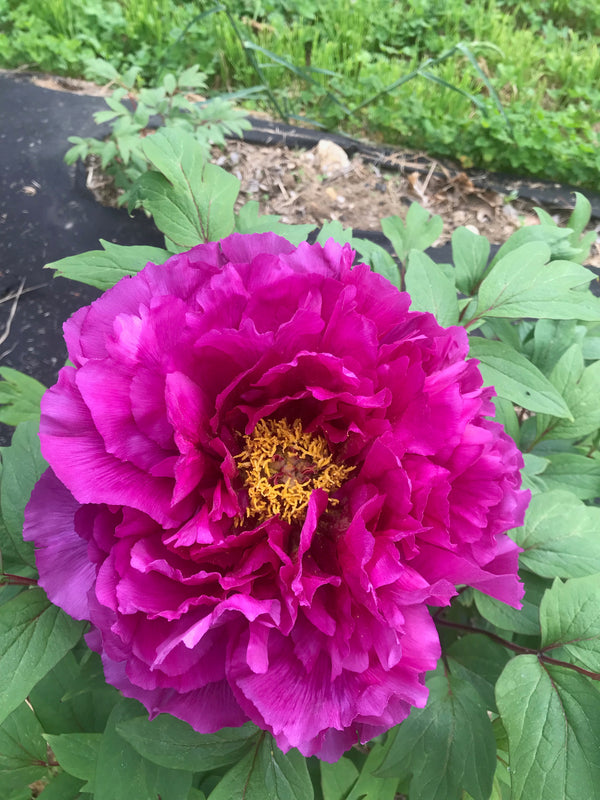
[24,234,528,761]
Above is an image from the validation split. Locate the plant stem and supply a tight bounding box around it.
[0,573,38,586]
[437,617,600,680]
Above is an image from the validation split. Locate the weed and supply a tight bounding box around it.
[1,0,599,187]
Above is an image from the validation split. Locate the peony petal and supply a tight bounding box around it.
[23,469,95,620]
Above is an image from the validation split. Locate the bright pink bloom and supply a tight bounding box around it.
[24,234,528,761]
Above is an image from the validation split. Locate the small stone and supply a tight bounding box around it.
[313,140,350,177]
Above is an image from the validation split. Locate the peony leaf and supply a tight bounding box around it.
[540,451,600,500]
[208,733,313,800]
[530,319,583,376]
[476,243,600,320]
[320,756,359,800]
[93,699,193,800]
[45,772,87,799]
[405,250,459,326]
[30,770,84,800]
[377,671,496,800]
[446,634,511,713]
[29,651,119,735]
[468,338,572,418]
[0,589,86,726]
[0,703,48,794]
[534,343,584,438]
[345,740,399,800]
[135,129,240,250]
[490,225,581,266]
[352,237,400,288]
[0,368,45,427]
[520,453,550,494]
[490,395,520,445]
[511,490,600,578]
[43,733,102,785]
[116,715,260,772]
[539,575,600,672]
[316,220,354,246]
[47,241,170,291]
[547,359,600,440]
[235,200,314,244]
[473,570,549,636]
[496,655,600,800]
[0,419,47,569]
[451,226,491,295]
[474,573,548,636]
[381,204,443,262]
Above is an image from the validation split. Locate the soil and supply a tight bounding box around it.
[83,134,600,264]
[27,71,600,262]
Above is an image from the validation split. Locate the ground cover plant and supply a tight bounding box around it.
[2,128,600,799]
[1,0,599,189]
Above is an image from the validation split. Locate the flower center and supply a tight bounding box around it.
[236,418,353,524]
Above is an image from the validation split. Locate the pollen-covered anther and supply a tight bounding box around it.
[236,418,354,524]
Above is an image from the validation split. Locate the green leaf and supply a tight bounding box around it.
[496,655,600,799]
[94,699,193,800]
[352,238,400,288]
[44,733,102,783]
[567,193,592,241]
[581,335,600,360]
[490,396,520,445]
[405,250,459,326]
[47,240,170,291]
[377,670,496,800]
[36,771,85,800]
[320,756,359,800]
[35,771,85,800]
[535,343,584,437]
[474,571,549,636]
[541,451,600,500]
[345,740,399,800]
[539,575,600,672]
[490,224,581,265]
[521,452,550,494]
[234,201,314,244]
[511,490,600,578]
[381,204,443,262]
[530,319,582,375]
[549,359,600,439]
[451,226,490,295]
[163,73,177,94]
[178,65,208,90]
[476,243,600,320]
[316,220,354,246]
[29,650,119,734]
[84,57,120,84]
[134,129,240,249]
[0,368,45,427]
[0,703,48,793]
[468,338,572,417]
[0,419,47,569]
[446,634,511,712]
[94,109,121,124]
[480,318,523,351]
[117,715,260,772]
[208,734,313,800]
[0,589,86,725]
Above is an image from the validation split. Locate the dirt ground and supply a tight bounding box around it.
[31,72,600,261]
[212,138,537,244]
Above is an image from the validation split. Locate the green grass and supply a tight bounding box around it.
[1,0,599,189]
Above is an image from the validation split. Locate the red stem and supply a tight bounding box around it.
[437,617,600,680]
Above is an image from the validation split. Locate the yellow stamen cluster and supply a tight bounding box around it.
[236,418,353,524]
